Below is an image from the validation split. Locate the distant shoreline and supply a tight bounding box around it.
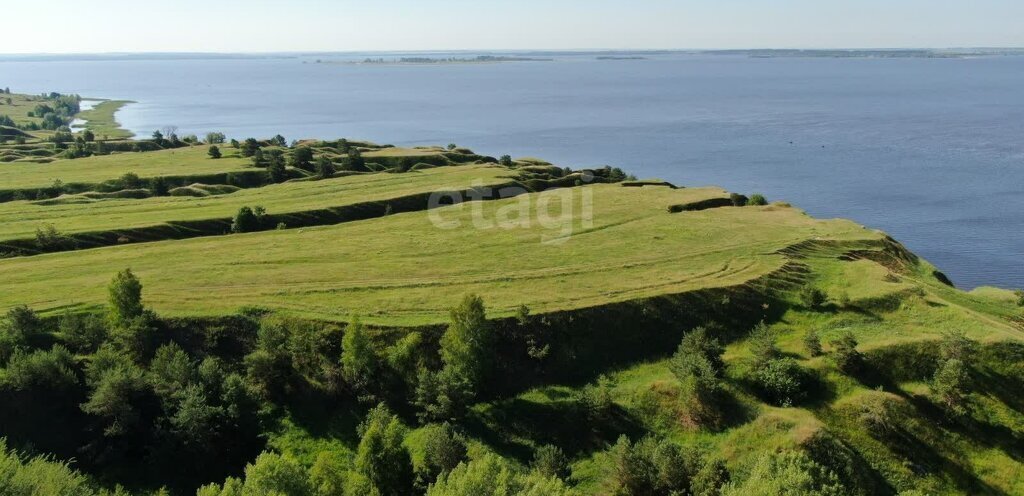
[4,48,1024,63]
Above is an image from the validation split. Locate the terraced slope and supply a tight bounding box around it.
[0,163,515,246]
[0,146,255,190]
[0,144,456,191]
[0,184,882,325]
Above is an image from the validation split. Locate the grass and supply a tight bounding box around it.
[0,146,255,190]
[0,184,881,325]
[0,144,468,191]
[72,100,134,139]
[0,164,514,243]
[0,92,49,129]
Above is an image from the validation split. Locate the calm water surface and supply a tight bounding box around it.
[2,53,1022,289]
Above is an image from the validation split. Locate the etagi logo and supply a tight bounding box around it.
[427,172,594,245]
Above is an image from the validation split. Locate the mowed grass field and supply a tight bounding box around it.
[0,184,881,325]
[0,146,254,189]
[0,164,514,242]
[0,145,456,190]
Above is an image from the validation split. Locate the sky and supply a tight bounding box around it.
[4,0,1024,53]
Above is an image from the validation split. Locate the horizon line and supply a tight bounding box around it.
[3,46,1024,57]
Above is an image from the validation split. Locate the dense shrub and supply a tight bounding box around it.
[748,194,768,206]
[803,329,823,357]
[427,453,575,496]
[208,145,221,159]
[748,321,780,367]
[829,331,863,374]
[721,449,843,496]
[799,287,828,310]
[420,423,469,484]
[752,358,811,407]
[730,193,749,206]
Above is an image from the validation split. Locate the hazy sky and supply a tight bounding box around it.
[5,0,1024,53]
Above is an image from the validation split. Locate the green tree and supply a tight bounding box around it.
[169,384,222,448]
[353,404,414,496]
[290,146,314,170]
[532,444,570,480]
[0,305,45,362]
[82,129,95,142]
[208,145,222,159]
[108,269,144,325]
[748,321,779,367]
[251,147,265,166]
[346,147,365,171]
[421,423,469,483]
[440,294,493,393]
[315,155,335,179]
[241,138,260,157]
[340,316,378,397]
[81,361,151,436]
[670,326,726,379]
[240,451,312,496]
[205,132,226,144]
[498,155,514,166]
[721,450,843,496]
[267,151,287,183]
[932,358,970,416]
[149,342,196,401]
[231,206,262,233]
[748,194,768,206]
[427,453,575,496]
[729,193,749,206]
[0,439,96,496]
[58,312,107,354]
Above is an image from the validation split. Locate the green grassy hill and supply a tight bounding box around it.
[0,184,879,325]
[0,130,1022,496]
[0,163,514,246]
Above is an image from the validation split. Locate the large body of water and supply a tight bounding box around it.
[2,53,1022,289]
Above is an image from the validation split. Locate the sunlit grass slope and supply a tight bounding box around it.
[0,145,453,191]
[0,164,513,242]
[0,184,881,325]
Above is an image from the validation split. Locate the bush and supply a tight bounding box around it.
[231,206,265,233]
[208,145,222,159]
[498,155,513,167]
[607,436,701,495]
[729,193,748,207]
[799,287,828,309]
[427,453,575,496]
[748,194,768,206]
[721,450,843,496]
[752,358,811,407]
[748,321,780,367]
[803,329,823,357]
[316,155,335,179]
[830,331,863,374]
[421,423,468,482]
[1016,290,1024,307]
[531,444,570,480]
[35,223,73,250]
[931,359,970,417]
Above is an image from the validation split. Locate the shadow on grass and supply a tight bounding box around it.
[465,398,644,463]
